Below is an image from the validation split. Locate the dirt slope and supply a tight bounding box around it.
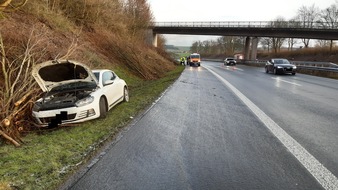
[0,11,176,80]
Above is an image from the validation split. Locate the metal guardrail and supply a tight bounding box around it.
[154,21,338,30]
[296,66,338,73]
[202,59,338,73]
[292,61,338,68]
[292,61,338,72]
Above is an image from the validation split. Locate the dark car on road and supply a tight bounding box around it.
[265,58,297,75]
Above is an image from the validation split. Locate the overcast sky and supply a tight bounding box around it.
[147,0,337,46]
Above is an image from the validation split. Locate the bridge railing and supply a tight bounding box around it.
[154,21,338,30]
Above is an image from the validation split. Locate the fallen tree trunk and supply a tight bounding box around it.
[0,0,29,11]
[0,129,20,147]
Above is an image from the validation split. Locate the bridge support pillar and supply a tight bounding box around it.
[250,37,258,60]
[146,29,158,47]
[153,33,158,47]
[244,37,251,60]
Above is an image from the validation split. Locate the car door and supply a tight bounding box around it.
[101,71,120,109]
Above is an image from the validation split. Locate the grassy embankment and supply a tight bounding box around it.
[0,0,184,189]
[0,65,184,190]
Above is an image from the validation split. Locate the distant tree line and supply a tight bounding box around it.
[190,36,244,57]
[190,2,338,55]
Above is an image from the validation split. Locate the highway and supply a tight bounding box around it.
[66,61,338,190]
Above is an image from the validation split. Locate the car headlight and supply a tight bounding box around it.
[76,96,94,107]
[277,66,283,69]
[293,66,297,69]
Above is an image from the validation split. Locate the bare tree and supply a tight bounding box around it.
[0,28,46,146]
[260,38,272,52]
[296,4,320,48]
[318,3,338,28]
[269,17,287,53]
[315,40,333,48]
[190,41,199,53]
[202,40,212,55]
[123,0,153,39]
[286,19,301,51]
[209,40,219,55]
[317,3,338,50]
[215,36,243,56]
[287,38,298,51]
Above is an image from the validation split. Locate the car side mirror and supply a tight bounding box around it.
[103,80,114,86]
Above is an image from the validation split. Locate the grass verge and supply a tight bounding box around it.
[0,65,185,190]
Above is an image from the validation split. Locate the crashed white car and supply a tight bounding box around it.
[32,60,129,127]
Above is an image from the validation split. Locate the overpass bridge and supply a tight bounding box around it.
[149,21,338,59]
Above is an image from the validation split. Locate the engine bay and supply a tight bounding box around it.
[34,89,92,111]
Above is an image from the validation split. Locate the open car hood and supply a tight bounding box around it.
[32,60,98,92]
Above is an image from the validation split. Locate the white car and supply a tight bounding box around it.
[32,60,129,127]
[224,57,237,66]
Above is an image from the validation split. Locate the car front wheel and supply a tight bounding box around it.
[265,67,269,73]
[99,97,107,118]
[123,87,129,102]
[274,68,277,75]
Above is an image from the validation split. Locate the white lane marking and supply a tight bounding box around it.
[218,65,244,71]
[272,77,302,86]
[203,65,338,190]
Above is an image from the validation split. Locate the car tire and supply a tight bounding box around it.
[274,68,277,75]
[123,86,129,102]
[99,97,107,118]
[292,73,296,75]
[265,67,269,73]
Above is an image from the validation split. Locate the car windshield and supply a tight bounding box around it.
[190,55,200,59]
[93,72,100,81]
[227,58,234,60]
[274,59,290,64]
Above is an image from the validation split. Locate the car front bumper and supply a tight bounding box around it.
[32,103,100,127]
[225,61,236,65]
[190,62,200,66]
[277,67,296,74]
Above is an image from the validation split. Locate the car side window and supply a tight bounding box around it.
[102,71,116,85]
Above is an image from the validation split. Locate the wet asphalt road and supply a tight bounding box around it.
[66,61,338,190]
